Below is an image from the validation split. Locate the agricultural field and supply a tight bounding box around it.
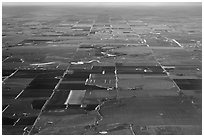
[2,2,202,135]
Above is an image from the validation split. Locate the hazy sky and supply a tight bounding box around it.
[2,2,201,7]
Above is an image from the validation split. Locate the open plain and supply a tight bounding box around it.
[2,2,202,135]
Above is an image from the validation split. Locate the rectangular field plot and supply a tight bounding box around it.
[26,78,59,89]
[118,75,175,90]
[45,90,71,111]
[31,110,97,134]
[163,65,202,79]
[173,79,202,90]
[19,89,54,98]
[98,96,201,126]
[12,70,50,78]
[117,89,179,98]
[92,66,115,74]
[58,82,107,90]
[145,37,180,47]
[3,57,23,63]
[152,49,201,66]
[3,125,27,135]
[83,90,117,101]
[86,74,116,88]
[65,90,86,105]
[2,69,17,77]
[2,78,33,98]
[3,99,41,117]
[132,125,201,135]
[63,71,90,81]
[15,116,38,126]
[12,70,64,78]
[111,46,152,56]
[114,56,159,66]
[116,66,166,75]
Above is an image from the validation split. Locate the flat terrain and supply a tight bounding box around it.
[2,3,202,135]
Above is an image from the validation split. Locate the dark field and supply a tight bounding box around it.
[2,2,202,135]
